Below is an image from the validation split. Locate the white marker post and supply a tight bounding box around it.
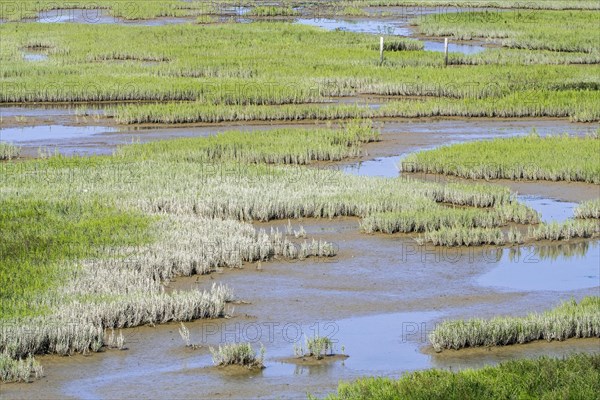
[380,36,384,65]
[444,37,449,67]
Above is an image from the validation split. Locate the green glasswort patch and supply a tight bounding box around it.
[403,133,600,183]
[0,197,152,318]
[323,353,600,400]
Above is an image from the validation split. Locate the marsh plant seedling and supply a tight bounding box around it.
[178,322,202,350]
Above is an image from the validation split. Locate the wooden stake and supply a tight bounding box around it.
[444,37,449,67]
[380,36,384,65]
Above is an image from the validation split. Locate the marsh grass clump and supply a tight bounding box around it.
[113,90,600,125]
[294,335,334,360]
[423,227,505,247]
[360,202,539,234]
[429,297,600,352]
[0,143,20,161]
[118,120,379,165]
[106,329,126,350]
[527,220,600,241]
[341,6,368,16]
[196,15,217,24]
[325,353,600,400]
[0,353,44,383]
[416,10,600,53]
[0,196,153,319]
[506,227,523,244]
[374,39,424,52]
[1,283,232,359]
[574,198,600,219]
[210,342,265,369]
[402,133,600,184]
[248,6,300,17]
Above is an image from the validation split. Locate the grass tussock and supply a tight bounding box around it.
[210,342,265,369]
[527,220,600,241]
[361,202,539,234]
[294,335,334,360]
[575,198,600,219]
[373,39,424,52]
[429,297,600,352]
[411,219,598,247]
[0,353,44,383]
[403,133,600,184]
[0,143,21,161]
[419,227,506,247]
[247,6,300,17]
[323,353,600,400]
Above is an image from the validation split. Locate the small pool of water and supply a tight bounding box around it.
[342,155,403,177]
[0,125,117,143]
[518,195,578,223]
[477,242,600,292]
[423,40,486,54]
[23,52,48,62]
[36,8,116,24]
[296,18,410,36]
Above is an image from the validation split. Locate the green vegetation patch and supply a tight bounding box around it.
[416,10,600,53]
[118,120,379,164]
[575,198,600,219]
[403,133,600,183]
[323,353,600,400]
[112,90,600,124]
[0,196,152,319]
[247,6,301,17]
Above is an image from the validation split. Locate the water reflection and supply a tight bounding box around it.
[478,241,600,291]
[508,241,592,262]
